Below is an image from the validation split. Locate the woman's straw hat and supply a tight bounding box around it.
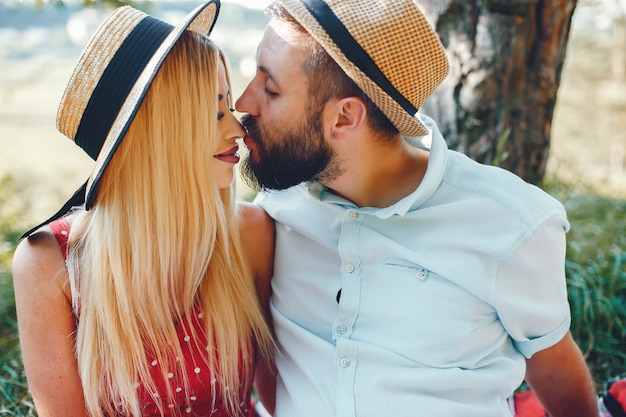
[22,1,220,238]
[276,0,450,137]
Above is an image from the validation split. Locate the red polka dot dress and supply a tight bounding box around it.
[50,218,256,417]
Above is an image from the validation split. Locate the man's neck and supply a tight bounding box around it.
[322,138,429,208]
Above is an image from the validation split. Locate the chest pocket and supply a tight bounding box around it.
[384,258,430,281]
[354,257,498,367]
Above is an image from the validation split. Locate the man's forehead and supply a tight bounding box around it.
[260,19,311,53]
[255,19,311,85]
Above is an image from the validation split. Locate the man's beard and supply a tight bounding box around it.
[239,110,340,191]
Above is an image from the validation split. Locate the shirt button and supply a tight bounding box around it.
[339,357,351,367]
[345,264,355,273]
[336,325,347,334]
[417,271,427,280]
[349,211,359,220]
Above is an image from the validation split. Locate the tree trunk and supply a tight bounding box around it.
[419,0,577,186]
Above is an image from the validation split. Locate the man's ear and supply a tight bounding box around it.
[327,96,367,140]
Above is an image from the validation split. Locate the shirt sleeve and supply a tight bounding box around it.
[493,212,571,359]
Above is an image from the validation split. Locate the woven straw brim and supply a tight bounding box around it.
[20,2,219,238]
[57,2,218,209]
[278,0,449,137]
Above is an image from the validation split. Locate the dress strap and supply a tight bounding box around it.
[48,217,81,316]
[49,218,71,260]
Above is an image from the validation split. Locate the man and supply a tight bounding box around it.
[236,1,599,416]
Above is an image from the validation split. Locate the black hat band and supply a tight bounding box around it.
[301,0,418,117]
[74,16,174,160]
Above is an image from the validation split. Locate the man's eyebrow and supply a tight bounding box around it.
[259,65,277,86]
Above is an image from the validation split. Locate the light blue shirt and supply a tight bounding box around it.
[256,116,571,417]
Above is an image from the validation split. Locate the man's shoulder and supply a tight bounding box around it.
[442,151,566,222]
[253,184,342,231]
[255,184,317,209]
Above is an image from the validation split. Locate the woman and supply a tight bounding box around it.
[11,2,273,416]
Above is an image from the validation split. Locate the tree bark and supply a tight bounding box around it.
[419,0,577,186]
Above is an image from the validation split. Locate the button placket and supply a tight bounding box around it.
[335,209,364,417]
[336,210,362,337]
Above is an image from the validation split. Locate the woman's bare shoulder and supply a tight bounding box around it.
[238,202,274,241]
[237,202,275,281]
[12,224,69,293]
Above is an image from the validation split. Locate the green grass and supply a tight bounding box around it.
[0,175,624,414]
[0,176,36,416]
[546,179,626,389]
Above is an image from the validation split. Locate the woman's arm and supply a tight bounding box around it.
[12,228,87,416]
[239,203,274,317]
[238,202,277,415]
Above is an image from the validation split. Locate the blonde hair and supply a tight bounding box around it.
[66,31,271,417]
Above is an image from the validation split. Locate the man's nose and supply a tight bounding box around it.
[235,86,252,114]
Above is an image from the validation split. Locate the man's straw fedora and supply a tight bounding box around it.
[276,0,450,137]
[22,0,221,238]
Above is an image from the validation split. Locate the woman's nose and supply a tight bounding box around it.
[226,112,245,140]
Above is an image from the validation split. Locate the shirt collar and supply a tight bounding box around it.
[313,114,448,219]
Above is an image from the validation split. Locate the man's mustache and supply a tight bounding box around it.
[240,114,256,135]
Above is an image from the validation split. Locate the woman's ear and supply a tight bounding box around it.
[326,96,367,140]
